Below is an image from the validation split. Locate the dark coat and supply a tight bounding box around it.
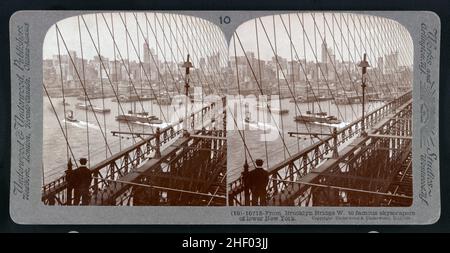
[249,167,269,194]
[72,166,92,189]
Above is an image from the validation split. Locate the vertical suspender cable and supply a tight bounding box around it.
[77,16,91,168]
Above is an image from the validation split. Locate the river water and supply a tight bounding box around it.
[226,98,385,182]
[43,95,384,185]
[43,95,205,184]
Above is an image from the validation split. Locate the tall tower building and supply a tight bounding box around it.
[321,41,328,63]
[143,41,150,64]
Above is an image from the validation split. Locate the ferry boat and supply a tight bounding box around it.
[289,95,333,103]
[75,103,111,113]
[116,111,163,124]
[333,96,361,105]
[256,105,289,114]
[77,94,111,101]
[111,95,154,103]
[294,111,342,124]
[155,96,184,106]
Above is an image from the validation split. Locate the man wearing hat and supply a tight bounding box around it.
[249,159,269,206]
[72,158,92,205]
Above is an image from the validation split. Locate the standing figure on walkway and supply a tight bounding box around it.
[72,158,92,205]
[249,159,269,206]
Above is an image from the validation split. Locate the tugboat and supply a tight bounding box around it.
[65,110,78,122]
[294,111,342,125]
[75,103,111,113]
[244,111,254,124]
[116,110,163,124]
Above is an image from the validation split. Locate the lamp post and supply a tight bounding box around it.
[358,53,370,136]
[182,54,193,136]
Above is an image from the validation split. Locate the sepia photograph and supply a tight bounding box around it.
[40,11,414,208]
[7,5,441,225]
[227,12,413,207]
[41,12,228,206]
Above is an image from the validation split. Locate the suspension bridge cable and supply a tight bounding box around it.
[255,18,271,168]
[56,24,115,157]
[55,25,69,162]
[255,17,325,135]
[43,84,79,168]
[309,13,359,119]
[100,13,168,125]
[95,13,109,158]
[259,15,332,137]
[289,14,301,152]
[234,31,299,169]
[77,16,140,146]
[77,16,91,168]
[111,13,122,151]
[296,14,348,122]
[272,15,287,161]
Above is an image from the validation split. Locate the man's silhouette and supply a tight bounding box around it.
[72,158,92,205]
[249,159,269,206]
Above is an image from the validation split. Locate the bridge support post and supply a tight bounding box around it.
[65,159,73,206]
[242,160,250,206]
[332,127,339,158]
[358,53,370,137]
[155,127,161,158]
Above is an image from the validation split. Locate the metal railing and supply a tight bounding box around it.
[42,100,222,205]
[228,90,412,206]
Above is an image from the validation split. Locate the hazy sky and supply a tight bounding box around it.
[43,12,228,65]
[43,12,413,67]
[231,13,413,66]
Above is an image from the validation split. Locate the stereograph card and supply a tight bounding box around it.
[9,10,440,224]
